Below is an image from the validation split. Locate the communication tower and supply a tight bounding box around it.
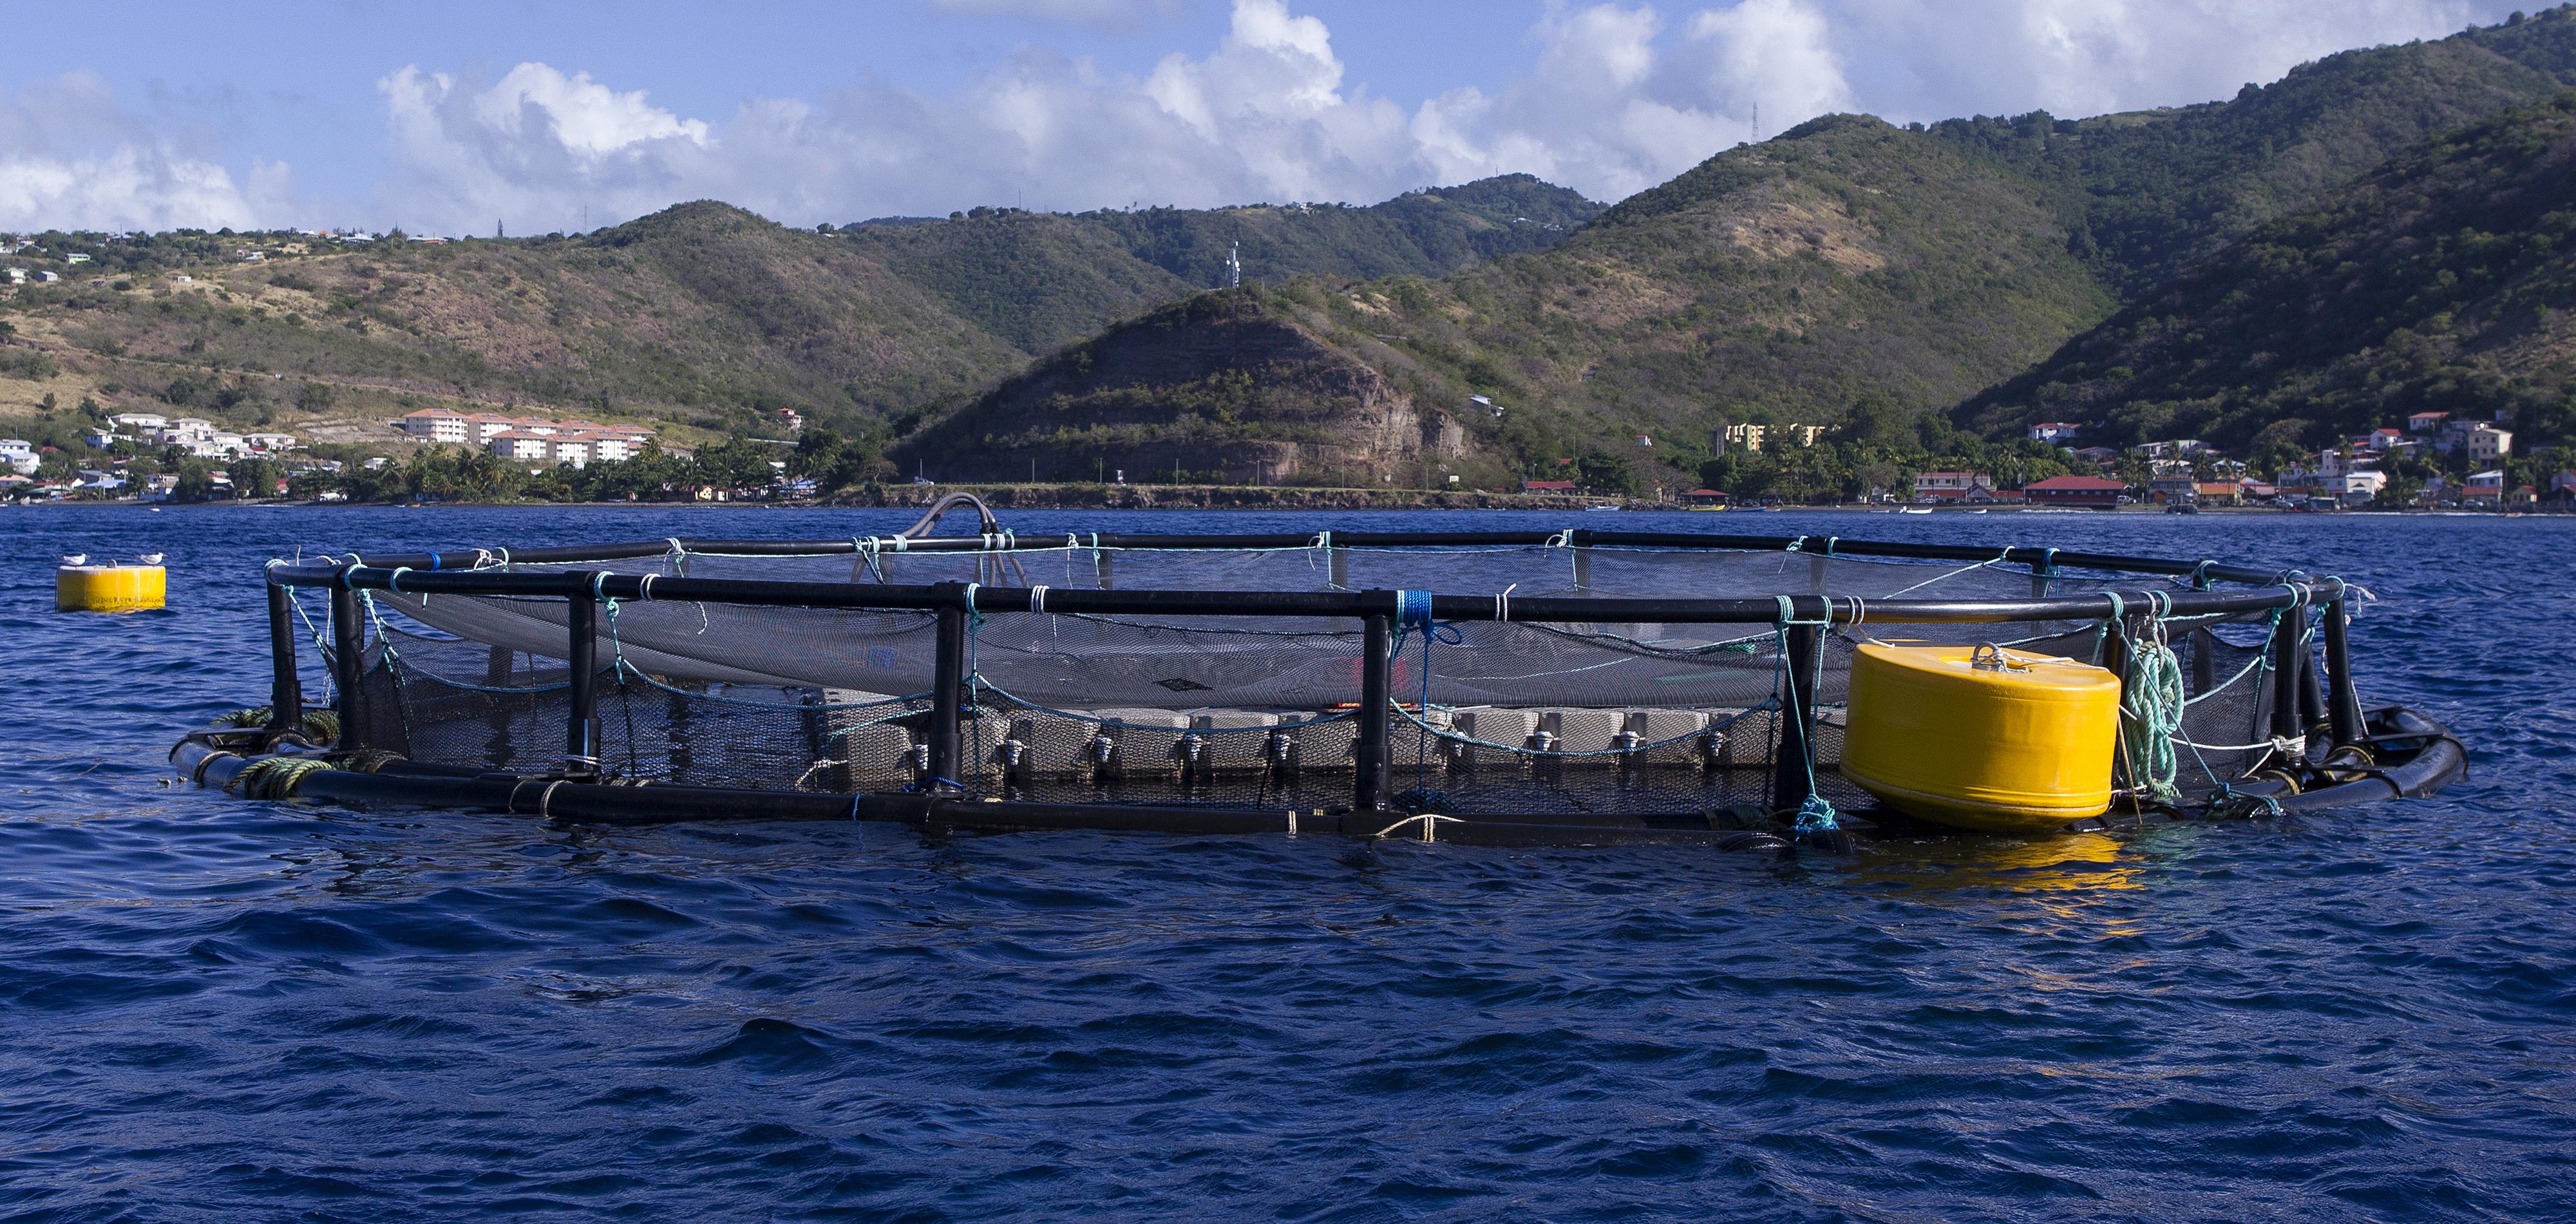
[1226,241,1241,290]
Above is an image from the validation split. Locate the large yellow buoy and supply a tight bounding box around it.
[1842,642,2119,833]
[57,563,167,612]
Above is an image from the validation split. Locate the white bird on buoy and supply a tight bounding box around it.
[59,553,84,565]
[138,553,164,565]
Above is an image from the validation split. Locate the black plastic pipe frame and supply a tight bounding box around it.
[565,588,600,777]
[332,531,2296,590]
[1771,616,1823,814]
[266,561,2327,630]
[2323,596,2366,750]
[1355,612,1393,813]
[2270,614,2307,744]
[927,591,968,791]
[330,581,365,755]
[264,584,302,735]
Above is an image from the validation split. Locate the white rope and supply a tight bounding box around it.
[1879,547,2014,599]
[2174,733,2306,755]
[791,758,849,791]
[1494,582,1516,623]
[636,574,658,601]
[538,779,565,820]
[1372,813,1463,842]
[1285,809,1298,836]
[1028,585,1049,613]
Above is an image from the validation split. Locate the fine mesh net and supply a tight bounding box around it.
[328,539,2309,822]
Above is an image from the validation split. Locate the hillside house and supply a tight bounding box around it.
[2469,426,2512,463]
[2022,475,2126,507]
[2407,411,2449,433]
[1911,471,1993,501]
[2025,422,2082,444]
[1521,479,1579,494]
[2464,470,2506,504]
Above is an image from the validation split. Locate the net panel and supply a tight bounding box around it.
[347,540,2312,821]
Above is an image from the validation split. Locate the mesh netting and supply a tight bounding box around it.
[317,539,2313,822]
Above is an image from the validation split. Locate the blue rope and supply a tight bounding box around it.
[1387,590,1461,807]
[1772,596,1839,838]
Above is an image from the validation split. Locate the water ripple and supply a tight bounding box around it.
[0,505,2570,1220]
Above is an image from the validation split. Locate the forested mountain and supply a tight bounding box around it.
[0,177,1600,448]
[893,5,2576,490]
[1930,6,2576,290]
[10,6,2576,500]
[1958,91,2576,456]
[833,174,1600,355]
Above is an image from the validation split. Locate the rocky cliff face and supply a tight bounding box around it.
[891,291,1472,486]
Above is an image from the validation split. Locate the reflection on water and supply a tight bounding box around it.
[0,505,2569,1221]
[1858,830,2141,894]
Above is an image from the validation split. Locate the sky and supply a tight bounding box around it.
[0,0,2535,236]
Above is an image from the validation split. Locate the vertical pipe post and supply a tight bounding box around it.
[1354,608,1393,817]
[1770,604,1822,814]
[1327,543,1348,590]
[1572,532,1593,592]
[264,581,303,735]
[565,583,600,777]
[927,583,967,792]
[2269,605,2306,743]
[330,577,365,755]
[2323,595,2365,749]
[484,644,516,767]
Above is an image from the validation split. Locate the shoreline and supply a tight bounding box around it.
[12,480,2562,515]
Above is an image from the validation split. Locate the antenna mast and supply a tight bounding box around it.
[1225,240,1242,290]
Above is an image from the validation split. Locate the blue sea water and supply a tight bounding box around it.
[2,504,2571,1223]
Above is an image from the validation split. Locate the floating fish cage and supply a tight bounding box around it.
[176,500,2464,847]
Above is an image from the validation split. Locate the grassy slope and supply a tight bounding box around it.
[842,174,1604,355]
[1285,116,2114,475]
[1956,92,2576,453]
[0,178,1600,448]
[1930,5,2576,290]
[891,290,1465,485]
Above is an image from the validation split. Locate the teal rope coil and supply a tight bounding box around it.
[1771,596,1839,838]
[2117,600,2186,805]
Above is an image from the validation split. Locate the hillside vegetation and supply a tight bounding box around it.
[1958,91,2576,457]
[0,177,1600,449]
[892,291,1481,487]
[1931,6,2576,290]
[12,6,2576,503]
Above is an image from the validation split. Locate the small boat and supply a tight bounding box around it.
[1582,504,1621,512]
[1899,507,1934,515]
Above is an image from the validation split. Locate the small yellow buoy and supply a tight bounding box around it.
[57,563,166,612]
[1841,641,2119,833]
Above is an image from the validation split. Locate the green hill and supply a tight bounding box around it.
[1931,5,2576,289]
[890,290,1484,487]
[1956,91,2576,456]
[0,177,1599,449]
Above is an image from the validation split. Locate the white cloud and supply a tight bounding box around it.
[0,73,283,232]
[377,1,1770,234]
[0,1,2535,233]
[1831,0,2502,123]
[1685,0,1852,129]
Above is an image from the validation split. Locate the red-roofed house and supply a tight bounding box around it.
[1521,480,1579,494]
[1681,488,1728,507]
[2022,475,2128,508]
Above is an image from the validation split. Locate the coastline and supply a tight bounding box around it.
[15,480,2559,514]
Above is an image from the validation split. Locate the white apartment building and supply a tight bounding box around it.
[487,432,553,462]
[2469,425,2512,463]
